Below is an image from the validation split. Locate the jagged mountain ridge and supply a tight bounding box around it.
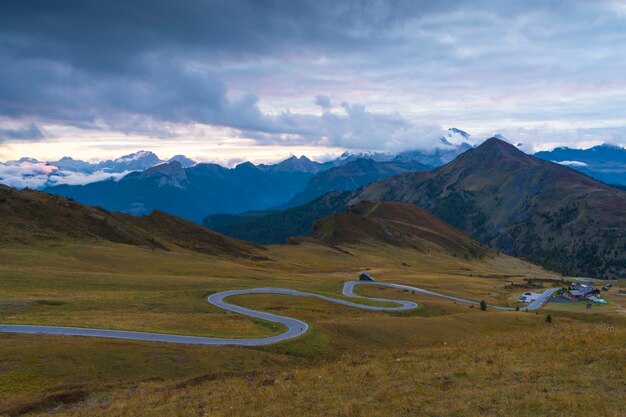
[45,160,315,222]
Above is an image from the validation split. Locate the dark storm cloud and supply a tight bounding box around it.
[0,123,45,143]
[1,0,431,72]
[0,0,448,140]
[1,0,626,152]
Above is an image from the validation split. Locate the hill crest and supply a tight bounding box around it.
[313,201,488,258]
[0,185,263,259]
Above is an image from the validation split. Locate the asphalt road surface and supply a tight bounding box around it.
[0,281,556,346]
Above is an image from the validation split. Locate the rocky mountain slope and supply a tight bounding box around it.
[357,138,626,278]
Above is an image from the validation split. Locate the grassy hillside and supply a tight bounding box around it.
[0,204,578,414]
[313,201,488,258]
[3,238,605,416]
[0,185,262,258]
[30,323,625,417]
[1,185,624,416]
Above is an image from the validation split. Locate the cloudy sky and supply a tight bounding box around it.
[1,0,626,163]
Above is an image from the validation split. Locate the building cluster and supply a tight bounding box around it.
[565,283,607,304]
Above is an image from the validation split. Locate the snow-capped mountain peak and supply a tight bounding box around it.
[114,150,160,164]
[100,151,163,172]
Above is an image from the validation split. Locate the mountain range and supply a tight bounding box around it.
[4,134,626,191]
[1,127,475,190]
[534,143,626,185]
[9,150,174,174]
[44,160,315,223]
[207,138,626,279]
[0,151,198,189]
[42,151,444,222]
[50,150,168,173]
[4,133,626,279]
[32,131,475,221]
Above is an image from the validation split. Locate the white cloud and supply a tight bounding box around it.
[0,122,46,142]
[0,161,129,189]
[554,160,589,167]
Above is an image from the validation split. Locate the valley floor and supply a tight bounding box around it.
[1,241,624,416]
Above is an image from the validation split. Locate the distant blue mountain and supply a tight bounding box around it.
[45,160,315,223]
[258,155,324,174]
[42,139,472,223]
[534,144,626,185]
[534,143,626,165]
[278,158,432,209]
[48,150,165,173]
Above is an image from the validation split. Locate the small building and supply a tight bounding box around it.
[586,295,608,304]
[568,285,600,300]
[359,272,375,281]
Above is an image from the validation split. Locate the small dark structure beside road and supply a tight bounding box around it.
[359,272,375,281]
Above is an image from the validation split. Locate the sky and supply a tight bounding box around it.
[1,0,626,164]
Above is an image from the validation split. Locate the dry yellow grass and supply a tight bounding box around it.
[1,239,623,416]
[0,241,557,336]
[30,323,625,417]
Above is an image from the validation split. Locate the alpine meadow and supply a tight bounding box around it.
[1,2,625,416]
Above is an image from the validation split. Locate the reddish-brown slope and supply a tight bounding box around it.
[313,201,488,258]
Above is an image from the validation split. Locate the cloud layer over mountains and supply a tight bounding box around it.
[1,1,626,159]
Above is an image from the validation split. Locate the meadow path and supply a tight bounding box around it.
[0,281,556,346]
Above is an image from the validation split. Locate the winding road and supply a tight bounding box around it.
[0,281,557,346]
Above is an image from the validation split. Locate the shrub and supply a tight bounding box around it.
[480,300,487,311]
[546,314,553,323]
